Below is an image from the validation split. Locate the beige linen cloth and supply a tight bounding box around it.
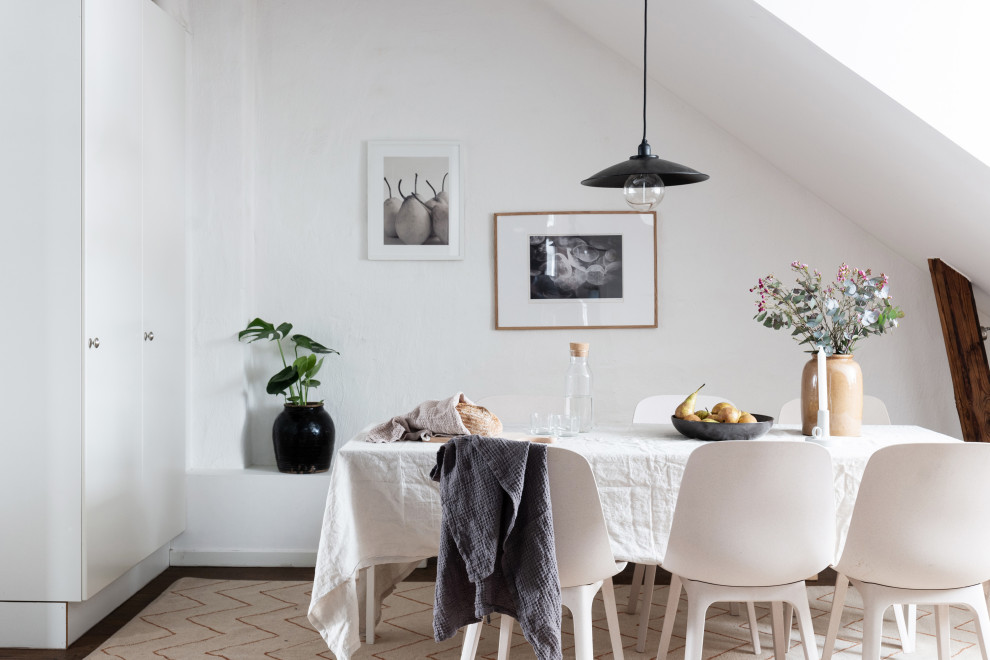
[366,392,473,442]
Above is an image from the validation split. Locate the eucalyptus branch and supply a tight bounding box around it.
[751,262,903,356]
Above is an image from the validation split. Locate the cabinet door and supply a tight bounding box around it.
[141,0,187,555]
[0,0,84,602]
[83,0,144,599]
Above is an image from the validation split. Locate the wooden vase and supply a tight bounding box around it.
[800,354,863,436]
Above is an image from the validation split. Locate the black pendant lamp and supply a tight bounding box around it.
[581,0,708,210]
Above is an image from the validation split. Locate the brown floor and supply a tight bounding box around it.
[0,563,836,659]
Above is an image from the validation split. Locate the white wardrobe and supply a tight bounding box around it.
[0,0,186,648]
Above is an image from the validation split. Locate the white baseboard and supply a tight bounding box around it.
[0,544,170,649]
[169,549,317,567]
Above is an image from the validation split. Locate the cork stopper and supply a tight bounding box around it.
[569,342,590,357]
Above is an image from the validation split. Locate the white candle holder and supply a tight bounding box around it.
[812,409,830,440]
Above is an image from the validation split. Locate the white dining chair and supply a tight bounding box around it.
[630,395,762,655]
[459,446,626,660]
[778,393,916,651]
[476,394,565,426]
[657,441,835,660]
[821,443,990,660]
[777,394,891,425]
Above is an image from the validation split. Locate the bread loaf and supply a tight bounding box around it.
[456,402,503,437]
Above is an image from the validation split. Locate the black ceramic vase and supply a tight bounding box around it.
[272,403,335,474]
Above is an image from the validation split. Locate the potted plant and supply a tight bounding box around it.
[750,262,904,436]
[239,318,339,473]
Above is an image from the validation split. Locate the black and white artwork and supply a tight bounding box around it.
[530,235,623,300]
[367,141,462,260]
[382,156,450,246]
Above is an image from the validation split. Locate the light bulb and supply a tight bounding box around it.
[623,173,665,211]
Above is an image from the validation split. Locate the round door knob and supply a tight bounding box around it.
[88,337,100,349]
[144,331,155,341]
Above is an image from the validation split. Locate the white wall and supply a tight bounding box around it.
[176,0,960,559]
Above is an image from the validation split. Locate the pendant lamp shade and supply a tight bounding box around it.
[582,0,708,204]
[580,147,709,188]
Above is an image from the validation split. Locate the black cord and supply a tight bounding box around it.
[642,0,648,143]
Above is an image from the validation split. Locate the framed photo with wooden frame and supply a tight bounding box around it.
[367,140,463,260]
[494,211,658,330]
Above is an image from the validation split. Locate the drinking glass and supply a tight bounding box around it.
[530,412,550,435]
[550,413,580,438]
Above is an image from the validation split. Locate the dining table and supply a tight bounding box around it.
[306,423,960,660]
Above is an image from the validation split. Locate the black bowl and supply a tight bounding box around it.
[670,414,775,441]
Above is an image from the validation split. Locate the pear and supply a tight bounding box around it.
[702,418,719,423]
[738,413,758,424]
[696,409,710,420]
[394,176,432,245]
[436,172,450,205]
[425,179,450,244]
[717,406,741,424]
[674,384,706,419]
[383,177,401,239]
[711,402,733,415]
[684,413,702,422]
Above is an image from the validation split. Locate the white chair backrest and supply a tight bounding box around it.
[632,394,735,424]
[476,395,565,426]
[777,398,802,425]
[778,395,891,425]
[546,447,618,588]
[861,395,891,424]
[836,442,990,590]
[663,441,835,586]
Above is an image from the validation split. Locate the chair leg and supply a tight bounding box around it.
[962,584,990,660]
[790,591,818,660]
[936,604,951,660]
[601,577,626,660]
[893,603,917,653]
[561,582,601,660]
[656,573,683,660]
[497,615,514,660]
[746,601,761,654]
[821,573,848,660]
[770,602,786,660]
[682,588,712,660]
[860,598,888,660]
[460,621,483,660]
[365,566,375,645]
[730,601,741,616]
[635,564,658,652]
[782,602,793,645]
[627,563,646,614]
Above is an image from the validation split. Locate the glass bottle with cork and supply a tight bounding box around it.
[565,342,593,432]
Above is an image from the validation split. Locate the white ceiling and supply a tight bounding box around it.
[541,0,990,302]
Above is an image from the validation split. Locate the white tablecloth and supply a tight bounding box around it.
[307,424,959,659]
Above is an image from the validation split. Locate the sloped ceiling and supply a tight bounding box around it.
[541,0,990,306]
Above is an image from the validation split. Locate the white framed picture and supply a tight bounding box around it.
[494,211,658,329]
[367,141,463,260]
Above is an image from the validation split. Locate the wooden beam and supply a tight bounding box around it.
[928,258,990,442]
